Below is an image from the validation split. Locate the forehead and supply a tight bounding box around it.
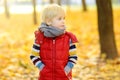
[58,14,65,17]
[55,12,65,18]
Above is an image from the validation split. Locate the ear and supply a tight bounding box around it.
[46,19,52,25]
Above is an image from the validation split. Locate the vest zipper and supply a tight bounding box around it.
[52,39,55,80]
[53,39,55,44]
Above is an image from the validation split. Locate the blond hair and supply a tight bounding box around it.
[41,4,65,23]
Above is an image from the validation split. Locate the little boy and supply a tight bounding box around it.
[30,4,78,80]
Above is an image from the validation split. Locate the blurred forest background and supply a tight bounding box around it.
[0,0,120,80]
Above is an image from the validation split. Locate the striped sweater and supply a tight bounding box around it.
[30,39,77,74]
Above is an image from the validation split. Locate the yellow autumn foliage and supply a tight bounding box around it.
[0,8,120,80]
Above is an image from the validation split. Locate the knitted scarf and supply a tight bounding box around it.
[39,23,66,38]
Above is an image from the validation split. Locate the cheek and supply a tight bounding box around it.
[52,21,58,25]
[51,23,57,27]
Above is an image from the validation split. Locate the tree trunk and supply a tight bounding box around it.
[4,0,9,18]
[57,0,61,5]
[96,0,118,59]
[82,0,87,11]
[50,0,54,4]
[66,0,71,11]
[32,0,37,24]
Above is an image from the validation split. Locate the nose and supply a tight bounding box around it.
[62,19,65,24]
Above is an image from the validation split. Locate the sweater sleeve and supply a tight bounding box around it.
[64,33,78,75]
[66,32,78,66]
[68,39,77,67]
[30,31,44,70]
[64,39,78,75]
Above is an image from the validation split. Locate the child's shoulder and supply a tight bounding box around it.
[34,30,41,35]
[65,31,78,43]
[34,30,43,37]
[66,31,75,36]
[34,30,44,44]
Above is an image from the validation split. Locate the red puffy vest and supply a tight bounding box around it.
[35,31,78,80]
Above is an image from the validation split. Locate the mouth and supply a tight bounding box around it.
[61,25,65,27]
[60,26,66,29]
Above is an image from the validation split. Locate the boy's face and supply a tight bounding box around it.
[50,14,65,29]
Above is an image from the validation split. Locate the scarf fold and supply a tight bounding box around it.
[39,23,66,37]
